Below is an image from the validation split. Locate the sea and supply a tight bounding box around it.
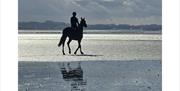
[18,29,162,34]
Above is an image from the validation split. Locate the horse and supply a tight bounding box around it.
[58,18,87,55]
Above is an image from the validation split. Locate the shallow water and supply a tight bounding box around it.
[19,60,161,91]
[18,34,161,40]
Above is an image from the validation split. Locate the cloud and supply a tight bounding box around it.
[19,0,162,24]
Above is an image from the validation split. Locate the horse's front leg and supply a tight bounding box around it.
[67,39,72,54]
[74,45,80,55]
[79,40,84,54]
[74,40,80,54]
[74,40,84,55]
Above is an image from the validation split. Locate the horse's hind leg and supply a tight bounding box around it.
[62,41,65,55]
[67,38,72,54]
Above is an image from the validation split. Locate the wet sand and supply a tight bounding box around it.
[18,34,162,91]
[18,34,162,61]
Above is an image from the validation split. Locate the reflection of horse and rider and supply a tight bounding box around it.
[60,62,83,81]
[58,12,87,55]
[60,62,87,91]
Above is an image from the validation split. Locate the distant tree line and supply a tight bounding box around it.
[19,20,162,31]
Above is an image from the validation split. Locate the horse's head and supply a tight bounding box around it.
[80,17,87,28]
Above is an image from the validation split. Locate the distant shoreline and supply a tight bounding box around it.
[18,30,162,35]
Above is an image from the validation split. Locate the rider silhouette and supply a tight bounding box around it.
[71,12,79,30]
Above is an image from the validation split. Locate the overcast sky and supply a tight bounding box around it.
[19,0,162,25]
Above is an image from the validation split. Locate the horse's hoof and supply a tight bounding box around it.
[63,53,65,55]
[81,52,84,55]
[69,51,71,54]
[74,52,77,55]
[58,44,60,47]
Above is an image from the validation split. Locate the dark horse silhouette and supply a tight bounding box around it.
[58,18,87,55]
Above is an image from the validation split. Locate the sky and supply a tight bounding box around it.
[19,0,162,25]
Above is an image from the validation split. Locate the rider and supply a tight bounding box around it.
[70,12,79,30]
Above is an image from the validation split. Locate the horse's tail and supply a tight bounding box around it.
[58,31,68,47]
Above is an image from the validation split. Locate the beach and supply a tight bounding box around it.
[18,34,162,91]
[18,34,161,61]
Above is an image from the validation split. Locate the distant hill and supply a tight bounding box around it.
[19,20,162,31]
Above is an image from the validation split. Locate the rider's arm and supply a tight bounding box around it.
[76,18,79,25]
